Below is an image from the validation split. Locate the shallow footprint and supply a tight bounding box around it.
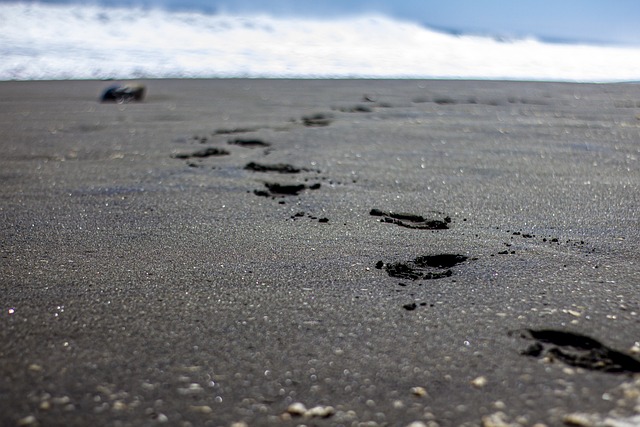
[245,162,304,174]
[174,147,230,159]
[228,138,271,148]
[370,208,451,230]
[301,113,333,127]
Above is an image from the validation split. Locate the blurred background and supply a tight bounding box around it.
[1,0,639,80]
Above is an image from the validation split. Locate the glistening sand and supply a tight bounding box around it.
[2,79,640,426]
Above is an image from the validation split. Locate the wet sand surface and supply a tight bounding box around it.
[1,79,640,427]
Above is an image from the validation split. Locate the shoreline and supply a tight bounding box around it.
[2,76,639,83]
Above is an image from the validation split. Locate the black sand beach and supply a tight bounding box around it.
[1,79,640,427]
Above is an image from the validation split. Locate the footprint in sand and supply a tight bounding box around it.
[253,182,321,198]
[376,254,469,281]
[512,329,640,374]
[370,208,451,230]
[228,138,271,148]
[173,147,230,159]
[245,162,317,174]
[301,113,333,127]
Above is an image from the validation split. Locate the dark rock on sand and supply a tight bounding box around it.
[100,84,146,103]
[403,303,417,311]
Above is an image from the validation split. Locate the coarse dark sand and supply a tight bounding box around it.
[1,79,640,427]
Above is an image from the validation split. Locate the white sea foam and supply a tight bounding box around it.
[1,3,639,81]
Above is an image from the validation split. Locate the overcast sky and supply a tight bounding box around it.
[14,0,640,45]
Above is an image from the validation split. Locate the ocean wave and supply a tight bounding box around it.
[1,2,639,81]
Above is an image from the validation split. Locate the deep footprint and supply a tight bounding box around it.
[378,254,468,280]
[174,147,230,159]
[414,254,468,268]
[512,329,640,374]
[370,208,451,230]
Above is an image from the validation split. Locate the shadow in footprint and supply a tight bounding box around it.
[245,162,304,174]
[512,329,640,374]
[370,208,451,230]
[335,105,373,113]
[378,254,468,281]
[214,126,259,135]
[174,147,230,159]
[253,182,321,198]
[302,113,333,127]
[228,138,271,148]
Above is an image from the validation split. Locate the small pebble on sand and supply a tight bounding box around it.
[189,405,213,414]
[481,412,512,427]
[562,413,595,426]
[112,400,127,411]
[471,376,488,388]
[411,386,427,397]
[306,405,335,418]
[286,402,307,416]
[17,415,38,426]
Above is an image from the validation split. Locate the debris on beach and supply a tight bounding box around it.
[100,84,146,103]
[289,211,329,223]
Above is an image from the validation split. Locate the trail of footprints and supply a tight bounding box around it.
[171,107,367,211]
[171,97,630,374]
